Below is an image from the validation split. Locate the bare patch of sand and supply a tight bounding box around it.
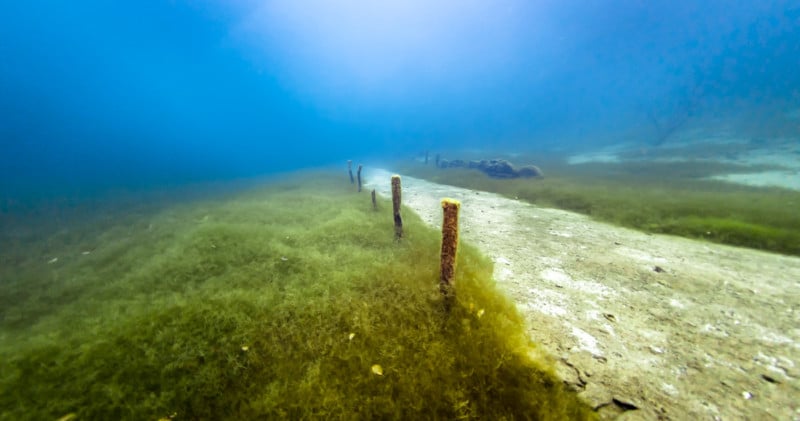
[568,136,800,192]
[710,170,800,191]
[366,169,800,420]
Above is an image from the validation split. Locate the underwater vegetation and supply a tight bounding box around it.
[0,171,594,420]
[401,156,800,256]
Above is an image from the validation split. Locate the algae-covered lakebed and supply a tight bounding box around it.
[0,171,594,420]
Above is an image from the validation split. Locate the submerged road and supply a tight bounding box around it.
[365,168,800,420]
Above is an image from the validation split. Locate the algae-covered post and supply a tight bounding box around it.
[371,189,377,211]
[357,165,363,192]
[440,198,460,305]
[347,160,354,184]
[391,175,403,239]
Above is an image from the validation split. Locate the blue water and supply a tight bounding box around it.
[1,0,798,199]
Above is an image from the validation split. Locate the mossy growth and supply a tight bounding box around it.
[0,171,594,420]
[402,155,800,256]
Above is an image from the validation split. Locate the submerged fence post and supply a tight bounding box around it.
[347,160,354,184]
[391,175,403,239]
[440,198,460,308]
[357,165,363,192]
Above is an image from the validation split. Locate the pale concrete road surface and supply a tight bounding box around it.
[366,169,800,420]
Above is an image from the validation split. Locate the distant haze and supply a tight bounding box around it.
[1,0,798,194]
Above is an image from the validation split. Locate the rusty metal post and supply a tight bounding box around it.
[440,198,460,306]
[391,175,403,239]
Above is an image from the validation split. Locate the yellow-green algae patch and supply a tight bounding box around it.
[0,171,595,420]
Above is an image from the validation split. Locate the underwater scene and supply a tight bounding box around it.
[1,1,799,420]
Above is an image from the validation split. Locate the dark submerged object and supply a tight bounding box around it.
[439,158,542,179]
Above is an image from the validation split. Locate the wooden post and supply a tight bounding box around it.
[371,189,377,210]
[391,175,403,239]
[347,161,354,184]
[440,198,460,306]
[357,165,363,192]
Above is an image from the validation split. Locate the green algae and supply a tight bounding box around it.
[0,171,594,420]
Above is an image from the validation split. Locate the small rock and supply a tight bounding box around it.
[653,266,666,273]
[578,382,612,410]
[760,374,779,384]
[613,397,640,410]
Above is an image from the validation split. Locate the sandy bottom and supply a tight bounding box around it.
[710,170,800,191]
[365,169,800,420]
[567,135,800,191]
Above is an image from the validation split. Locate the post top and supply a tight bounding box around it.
[441,198,461,207]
